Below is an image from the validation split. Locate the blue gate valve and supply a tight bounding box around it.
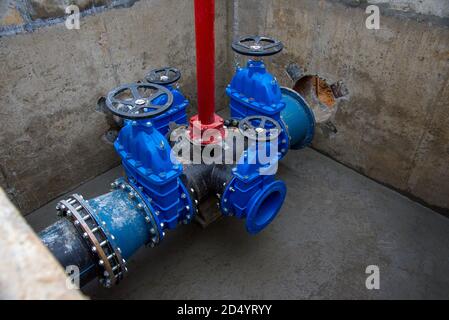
[144,67,189,135]
[106,82,194,234]
[227,36,315,155]
[220,143,287,234]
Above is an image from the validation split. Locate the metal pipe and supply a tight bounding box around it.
[280,87,315,149]
[193,0,215,124]
[39,219,98,286]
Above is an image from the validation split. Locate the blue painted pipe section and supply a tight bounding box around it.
[88,189,150,260]
[280,87,315,149]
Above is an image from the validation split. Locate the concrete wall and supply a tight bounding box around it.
[1,0,448,214]
[0,187,85,299]
[233,0,449,212]
[0,0,231,214]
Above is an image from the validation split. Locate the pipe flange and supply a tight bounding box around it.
[56,194,127,287]
[220,177,236,217]
[112,178,163,246]
[179,173,200,224]
[185,185,199,224]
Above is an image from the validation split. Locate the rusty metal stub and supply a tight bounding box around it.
[330,80,349,99]
[285,63,304,82]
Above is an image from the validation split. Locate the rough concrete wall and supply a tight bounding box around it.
[2,0,447,215]
[0,0,231,214]
[233,0,449,211]
[368,0,449,18]
[0,187,85,299]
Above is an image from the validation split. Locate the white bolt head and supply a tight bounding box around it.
[135,99,146,105]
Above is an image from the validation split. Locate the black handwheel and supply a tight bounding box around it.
[231,36,283,57]
[106,83,173,119]
[238,116,282,141]
[145,67,181,85]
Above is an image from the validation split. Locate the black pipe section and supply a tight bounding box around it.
[39,219,98,286]
[181,163,234,200]
[210,164,234,195]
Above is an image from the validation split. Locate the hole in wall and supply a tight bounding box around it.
[293,75,336,123]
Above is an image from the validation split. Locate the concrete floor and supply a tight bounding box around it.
[27,148,449,299]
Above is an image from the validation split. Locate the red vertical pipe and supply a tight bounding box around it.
[194,0,215,125]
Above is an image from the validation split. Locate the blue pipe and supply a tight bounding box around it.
[280,87,315,149]
[88,187,152,261]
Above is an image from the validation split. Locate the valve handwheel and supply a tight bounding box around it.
[238,115,282,142]
[232,35,283,56]
[145,67,181,85]
[106,83,173,119]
